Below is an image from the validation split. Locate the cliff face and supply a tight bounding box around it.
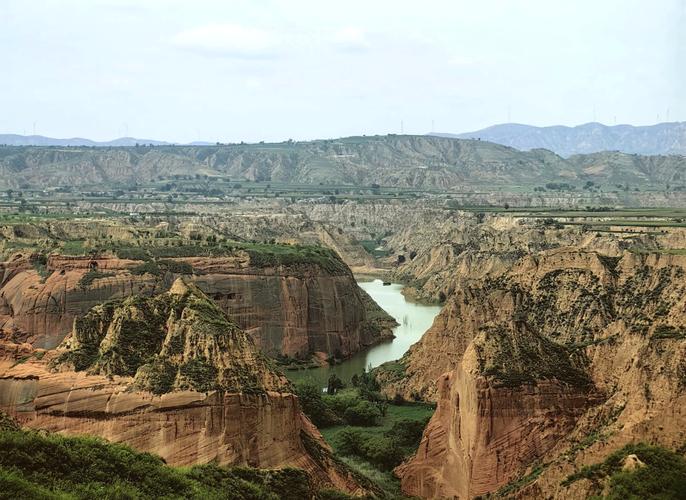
[389,249,686,498]
[396,321,597,498]
[0,280,371,494]
[0,255,163,349]
[0,252,392,358]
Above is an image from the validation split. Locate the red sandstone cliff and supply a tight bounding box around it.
[0,279,374,495]
[0,252,393,358]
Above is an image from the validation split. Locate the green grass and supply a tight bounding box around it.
[564,220,686,228]
[337,455,403,496]
[652,325,686,340]
[459,207,686,219]
[61,240,87,255]
[0,423,330,499]
[632,248,686,256]
[496,464,546,497]
[110,241,350,275]
[359,240,391,258]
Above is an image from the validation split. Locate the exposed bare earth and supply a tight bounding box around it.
[377,229,686,497]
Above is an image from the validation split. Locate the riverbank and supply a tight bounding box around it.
[285,279,442,388]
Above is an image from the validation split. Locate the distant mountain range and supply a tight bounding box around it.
[0,134,213,147]
[6,121,686,157]
[433,122,686,157]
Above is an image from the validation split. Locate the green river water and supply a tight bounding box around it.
[285,279,442,388]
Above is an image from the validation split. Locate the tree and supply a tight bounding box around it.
[360,436,404,470]
[343,400,381,426]
[294,380,340,427]
[335,428,365,456]
[326,374,344,395]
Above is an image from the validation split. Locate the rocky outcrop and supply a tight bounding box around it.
[52,278,289,394]
[187,255,393,359]
[0,280,373,495]
[396,322,597,498]
[0,254,161,349]
[389,249,686,498]
[0,250,394,358]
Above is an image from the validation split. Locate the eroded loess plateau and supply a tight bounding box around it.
[0,278,377,495]
[371,213,686,498]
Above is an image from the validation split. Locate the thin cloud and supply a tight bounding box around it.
[447,55,477,67]
[331,27,371,51]
[171,23,283,59]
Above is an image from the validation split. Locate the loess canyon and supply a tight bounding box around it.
[0,247,393,359]
[1,166,686,497]
[0,278,377,495]
[374,217,686,498]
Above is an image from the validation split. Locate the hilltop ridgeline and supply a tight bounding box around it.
[1,134,684,189]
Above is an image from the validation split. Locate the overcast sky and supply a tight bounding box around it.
[1,0,684,143]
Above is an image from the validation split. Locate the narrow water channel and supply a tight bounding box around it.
[285,279,442,388]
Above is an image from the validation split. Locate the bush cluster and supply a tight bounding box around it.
[0,422,332,499]
[334,418,428,471]
[295,371,388,428]
[561,442,686,498]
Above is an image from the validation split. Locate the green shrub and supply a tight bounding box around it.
[562,442,686,499]
[0,428,193,498]
[0,426,321,499]
[387,418,429,448]
[130,260,162,276]
[327,374,345,395]
[159,259,194,274]
[653,325,686,340]
[0,412,19,432]
[137,358,177,395]
[323,390,363,415]
[295,380,342,428]
[343,401,382,426]
[29,253,50,281]
[77,270,115,288]
[360,436,405,471]
[179,357,218,392]
[130,259,195,277]
[0,468,63,499]
[333,419,427,471]
[318,488,355,499]
[335,428,366,456]
[116,247,151,261]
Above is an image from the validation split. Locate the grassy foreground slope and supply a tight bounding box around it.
[0,414,351,500]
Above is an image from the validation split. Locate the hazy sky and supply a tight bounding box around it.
[1,0,684,143]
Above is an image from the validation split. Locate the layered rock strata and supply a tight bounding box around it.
[387,250,686,497]
[0,279,372,494]
[0,251,394,358]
